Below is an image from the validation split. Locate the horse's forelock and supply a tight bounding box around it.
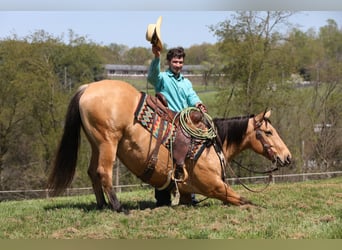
[214,115,252,146]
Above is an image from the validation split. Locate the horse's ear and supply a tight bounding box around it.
[255,109,272,122]
[264,109,271,119]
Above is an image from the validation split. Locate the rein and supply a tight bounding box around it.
[225,161,274,193]
[231,159,279,175]
[253,117,276,162]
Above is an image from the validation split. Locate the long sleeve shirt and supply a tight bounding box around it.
[147,58,202,112]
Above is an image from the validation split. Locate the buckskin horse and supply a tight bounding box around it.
[48,80,291,211]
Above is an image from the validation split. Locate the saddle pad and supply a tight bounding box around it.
[135,92,176,149]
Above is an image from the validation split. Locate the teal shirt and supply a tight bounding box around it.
[147,58,202,112]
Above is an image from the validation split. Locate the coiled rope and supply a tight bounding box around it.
[179,107,217,140]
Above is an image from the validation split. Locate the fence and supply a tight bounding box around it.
[0,171,341,201]
[226,170,342,185]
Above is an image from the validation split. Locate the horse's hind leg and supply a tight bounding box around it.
[87,145,107,209]
[96,142,122,212]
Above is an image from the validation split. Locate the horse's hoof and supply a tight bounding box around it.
[119,207,130,215]
[111,204,129,214]
[239,196,253,205]
[96,202,108,210]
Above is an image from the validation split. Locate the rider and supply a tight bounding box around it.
[146,17,207,206]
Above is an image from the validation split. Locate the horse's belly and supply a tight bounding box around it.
[117,125,173,187]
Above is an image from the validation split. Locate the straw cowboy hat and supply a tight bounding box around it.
[146,16,163,49]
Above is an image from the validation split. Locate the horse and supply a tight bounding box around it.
[48,80,292,211]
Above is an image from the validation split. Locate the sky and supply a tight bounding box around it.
[0,0,341,49]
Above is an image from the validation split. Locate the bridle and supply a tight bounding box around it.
[253,117,277,163]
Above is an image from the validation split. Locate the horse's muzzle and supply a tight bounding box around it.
[274,155,291,167]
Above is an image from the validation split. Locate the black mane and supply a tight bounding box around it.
[213,115,254,146]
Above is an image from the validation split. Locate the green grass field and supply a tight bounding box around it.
[1,177,341,239]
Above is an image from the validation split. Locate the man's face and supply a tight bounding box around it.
[169,57,184,76]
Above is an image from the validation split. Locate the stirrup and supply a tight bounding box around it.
[172,164,188,182]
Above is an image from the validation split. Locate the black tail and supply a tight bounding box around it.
[48,86,87,196]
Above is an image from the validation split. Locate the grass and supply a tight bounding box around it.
[0,177,341,239]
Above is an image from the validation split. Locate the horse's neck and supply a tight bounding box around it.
[223,141,246,161]
[220,118,253,161]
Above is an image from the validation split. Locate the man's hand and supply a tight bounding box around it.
[152,45,161,58]
[196,103,207,113]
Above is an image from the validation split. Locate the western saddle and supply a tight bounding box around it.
[139,93,205,183]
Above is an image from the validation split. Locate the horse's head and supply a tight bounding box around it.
[248,110,292,167]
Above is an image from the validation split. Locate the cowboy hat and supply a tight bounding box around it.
[146,16,163,49]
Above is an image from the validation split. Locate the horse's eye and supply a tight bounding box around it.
[265,130,273,136]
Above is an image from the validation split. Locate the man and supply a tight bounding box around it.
[146,16,207,206]
[147,45,207,206]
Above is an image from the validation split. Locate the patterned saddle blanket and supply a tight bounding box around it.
[134,92,176,149]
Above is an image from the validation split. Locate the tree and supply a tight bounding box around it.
[98,43,129,64]
[0,30,107,192]
[210,11,295,116]
[209,11,306,175]
[185,43,222,88]
[122,47,150,65]
[307,19,342,171]
[0,40,34,189]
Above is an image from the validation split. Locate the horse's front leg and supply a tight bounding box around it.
[191,162,252,206]
[212,181,252,206]
[180,182,251,206]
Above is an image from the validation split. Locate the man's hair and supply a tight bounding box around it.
[166,47,186,61]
